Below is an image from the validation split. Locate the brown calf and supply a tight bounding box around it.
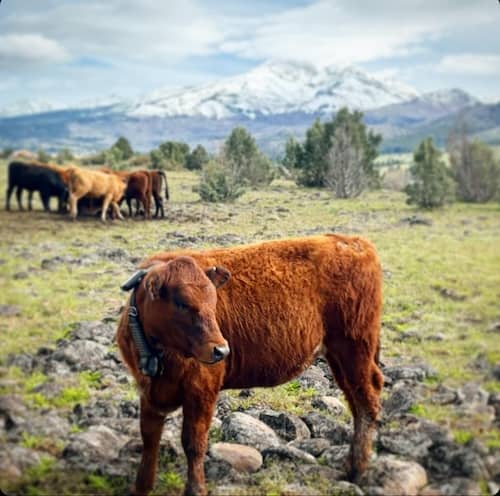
[67,167,127,221]
[116,234,383,496]
[125,170,169,218]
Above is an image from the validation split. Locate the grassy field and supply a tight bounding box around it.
[1,159,499,492]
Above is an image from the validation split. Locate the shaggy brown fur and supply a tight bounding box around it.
[116,234,383,496]
[67,167,127,221]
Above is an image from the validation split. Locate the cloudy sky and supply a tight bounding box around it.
[0,0,499,109]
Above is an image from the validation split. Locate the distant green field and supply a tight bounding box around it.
[1,159,499,493]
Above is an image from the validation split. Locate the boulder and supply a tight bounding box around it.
[311,396,347,416]
[301,412,352,444]
[63,425,128,463]
[262,445,317,465]
[209,442,262,473]
[222,412,281,451]
[258,409,311,441]
[361,455,428,496]
[419,478,483,496]
[288,438,331,457]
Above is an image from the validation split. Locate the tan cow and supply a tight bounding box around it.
[67,167,127,221]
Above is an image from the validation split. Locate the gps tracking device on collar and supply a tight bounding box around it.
[121,268,164,377]
[120,269,148,291]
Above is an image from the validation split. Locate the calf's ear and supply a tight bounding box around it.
[145,272,165,300]
[206,266,231,288]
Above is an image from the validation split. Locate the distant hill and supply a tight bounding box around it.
[0,61,498,156]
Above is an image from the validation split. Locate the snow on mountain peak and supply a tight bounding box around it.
[127,61,420,120]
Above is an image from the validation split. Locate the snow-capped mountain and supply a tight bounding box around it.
[125,61,419,119]
[0,60,494,155]
[0,99,60,118]
[0,95,128,118]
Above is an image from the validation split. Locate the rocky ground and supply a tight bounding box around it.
[1,319,499,495]
[1,173,499,495]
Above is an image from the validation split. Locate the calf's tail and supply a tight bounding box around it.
[159,171,169,200]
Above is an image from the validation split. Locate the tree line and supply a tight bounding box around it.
[4,109,499,207]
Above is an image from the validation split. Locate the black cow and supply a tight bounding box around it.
[6,161,68,212]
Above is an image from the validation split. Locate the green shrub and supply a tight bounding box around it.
[198,161,244,202]
[405,138,455,208]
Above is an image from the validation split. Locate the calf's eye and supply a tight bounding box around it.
[174,299,189,312]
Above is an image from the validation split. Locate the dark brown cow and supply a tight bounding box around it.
[126,170,169,218]
[124,171,152,219]
[116,234,383,496]
[147,170,169,218]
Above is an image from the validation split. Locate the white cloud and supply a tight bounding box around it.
[437,54,500,75]
[217,0,494,66]
[0,34,70,66]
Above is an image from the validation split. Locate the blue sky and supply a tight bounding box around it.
[0,0,499,109]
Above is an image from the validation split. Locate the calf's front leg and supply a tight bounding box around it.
[182,392,218,496]
[133,396,166,496]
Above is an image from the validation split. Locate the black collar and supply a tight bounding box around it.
[121,270,164,377]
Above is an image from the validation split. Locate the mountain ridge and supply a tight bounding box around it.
[0,60,497,155]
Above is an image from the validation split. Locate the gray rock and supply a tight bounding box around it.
[378,417,447,459]
[7,353,35,372]
[488,392,500,421]
[0,395,28,430]
[384,364,436,382]
[457,382,489,407]
[210,485,250,496]
[450,448,489,480]
[288,438,331,457]
[383,382,419,417]
[70,320,116,345]
[487,321,500,333]
[321,444,350,471]
[423,438,488,481]
[0,444,47,482]
[327,481,364,496]
[222,412,281,451]
[430,385,460,405]
[301,412,352,444]
[63,425,128,462]
[311,395,347,416]
[297,364,332,392]
[360,455,428,496]
[280,483,315,496]
[52,339,109,370]
[0,304,21,316]
[419,478,483,496]
[262,445,317,465]
[455,383,495,424]
[209,442,262,473]
[21,413,71,440]
[258,409,311,441]
[13,271,29,280]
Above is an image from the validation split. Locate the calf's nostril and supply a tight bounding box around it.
[213,345,230,361]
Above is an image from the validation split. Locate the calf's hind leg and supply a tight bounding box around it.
[325,332,383,481]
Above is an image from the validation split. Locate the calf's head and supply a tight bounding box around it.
[137,256,230,364]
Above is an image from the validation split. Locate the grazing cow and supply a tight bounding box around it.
[34,161,74,212]
[116,234,383,496]
[121,170,169,218]
[67,167,127,221]
[124,171,153,219]
[99,168,153,219]
[6,161,68,212]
